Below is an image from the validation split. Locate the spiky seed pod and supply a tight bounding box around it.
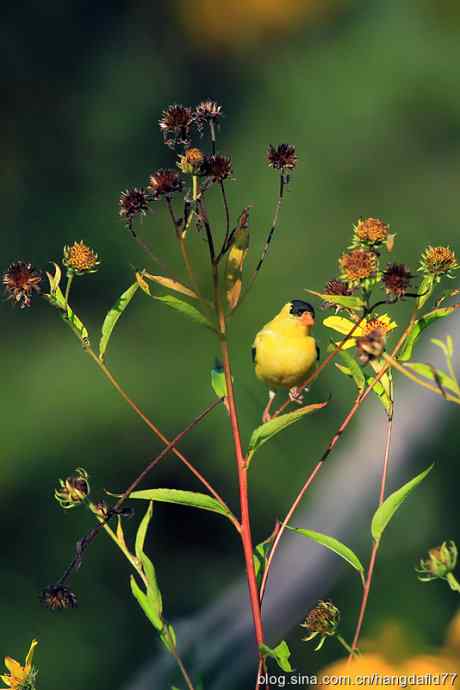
[2,261,42,308]
[354,217,389,245]
[195,100,223,133]
[55,468,90,509]
[40,585,78,610]
[324,279,352,297]
[201,154,233,182]
[301,601,341,651]
[159,104,194,148]
[267,144,297,170]
[119,187,150,229]
[147,169,183,199]
[382,263,413,298]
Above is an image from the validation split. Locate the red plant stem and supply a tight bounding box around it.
[213,266,266,660]
[349,410,393,659]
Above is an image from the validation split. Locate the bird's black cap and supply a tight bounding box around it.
[289,300,315,318]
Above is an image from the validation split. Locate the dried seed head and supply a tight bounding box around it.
[55,467,90,509]
[178,147,205,174]
[339,248,378,283]
[195,100,223,132]
[2,261,42,309]
[325,279,352,296]
[119,187,150,229]
[267,144,297,170]
[382,263,413,298]
[90,501,110,520]
[147,169,183,199]
[419,246,459,277]
[159,104,194,148]
[201,154,233,182]
[417,541,458,581]
[41,585,78,611]
[301,600,340,649]
[354,217,389,245]
[356,329,386,365]
[63,241,99,276]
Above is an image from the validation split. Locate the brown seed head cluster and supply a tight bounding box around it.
[382,263,412,298]
[339,248,378,283]
[355,217,389,244]
[119,187,150,228]
[41,585,78,611]
[324,279,352,296]
[2,261,42,309]
[302,600,340,637]
[195,100,223,132]
[159,104,194,148]
[267,144,297,171]
[420,246,459,277]
[147,169,183,199]
[201,154,233,182]
[63,241,99,275]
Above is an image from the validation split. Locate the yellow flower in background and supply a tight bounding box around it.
[323,313,397,349]
[1,639,37,690]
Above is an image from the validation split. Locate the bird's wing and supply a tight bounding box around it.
[316,343,320,361]
[251,346,256,363]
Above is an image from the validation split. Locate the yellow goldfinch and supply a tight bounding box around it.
[252,300,319,422]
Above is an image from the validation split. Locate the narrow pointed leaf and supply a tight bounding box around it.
[225,225,250,310]
[405,363,458,395]
[286,526,364,577]
[417,274,434,309]
[366,376,393,415]
[130,572,163,631]
[152,293,215,331]
[99,282,139,360]
[45,282,89,342]
[135,501,153,561]
[260,641,293,673]
[248,400,328,459]
[371,464,434,542]
[306,289,365,310]
[253,526,279,589]
[334,348,365,391]
[130,488,234,521]
[142,272,198,299]
[399,307,458,362]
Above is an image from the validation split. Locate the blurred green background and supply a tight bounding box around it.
[2,0,460,687]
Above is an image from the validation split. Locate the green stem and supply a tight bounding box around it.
[337,634,358,657]
[383,353,460,405]
[64,272,74,312]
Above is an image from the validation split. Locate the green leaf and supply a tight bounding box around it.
[334,348,365,391]
[99,282,139,361]
[253,527,278,589]
[129,488,234,522]
[286,526,365,579]
[247,401,328,462]
[211,361,227,398]
[260,641,293,673]
[153,294,215,330]
[399,307,457,362]
[130,570,163,631]
[306,289,365,310]
[160,622,177,652]
[142,272,198,299]
[366,376,393,415]
[417,274,434,309]
[135,501,153,562]
[405,363,458,395]
[371,464,434,542]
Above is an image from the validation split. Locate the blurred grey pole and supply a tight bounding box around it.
[123,319,459,690]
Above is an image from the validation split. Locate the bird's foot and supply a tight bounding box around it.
[262,409,273,423]
[289,386,305,404]
[262,390,276,423]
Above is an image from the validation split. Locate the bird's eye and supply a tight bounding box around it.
[289,300,315,318]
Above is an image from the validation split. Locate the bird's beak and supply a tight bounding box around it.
[300,312,315,327]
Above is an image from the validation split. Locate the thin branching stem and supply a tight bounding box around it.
[383,353,460,404]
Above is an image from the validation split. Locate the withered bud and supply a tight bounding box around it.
[267,144,297,171]
[147,169,183,199]
[201,154,233,182]
[195,100,223,132]
[119,188,150,229]
[159,104,194,148]
[417,541,458,581]
[301,600,340,650]
[178,147,205,174]
[324,279,352,297]
[382,263,413,299]
[41,584,78,611]
[55,467,90,509]
[91,501,111,520]
[2,261,42,309]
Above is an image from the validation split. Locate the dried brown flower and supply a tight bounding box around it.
[267,144,297,170]
[159,104,194,148]
[301,600,340,650]
[147,169,183,199]
[324,279,352,296]
[354,217,389,245]
[419,246,459,277]
[63,241,99,275]
[195,100,223,132]
[2,261,42,308]
[41,585,78,611]
[201,154,233,182]
[382,263,413,298]
[339,248,378,283]
[119,187,150,228]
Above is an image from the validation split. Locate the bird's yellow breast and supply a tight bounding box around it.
[253,318,318,389]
